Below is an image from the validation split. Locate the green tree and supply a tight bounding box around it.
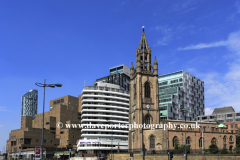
[179,144,191,153]
[209,144,218,154]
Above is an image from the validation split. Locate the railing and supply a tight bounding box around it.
[83,86,129,94]
[118,148,238,155]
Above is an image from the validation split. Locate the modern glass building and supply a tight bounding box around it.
[20,89,38,129]
[158,71,204,121]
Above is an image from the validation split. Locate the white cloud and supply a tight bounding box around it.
[169,0,195,13]
[155,26,172,46]
[181,30,240,111]
[178,41,227,50]
[226,30,240,54]
[178,30,240,52]
[0,107,10,112]
[205,107,214,115]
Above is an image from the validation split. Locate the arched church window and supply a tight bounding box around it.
[199,137,203,147]
[145,82,150,98]
[145,115,150,125]
[173,136,178,148]
[186,136,191,145]
[211,137,217,145]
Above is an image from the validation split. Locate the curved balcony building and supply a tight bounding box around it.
[77,82,129,155]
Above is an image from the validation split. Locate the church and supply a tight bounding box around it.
[128,27,235,152]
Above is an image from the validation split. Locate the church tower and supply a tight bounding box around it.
[129,27,160,151]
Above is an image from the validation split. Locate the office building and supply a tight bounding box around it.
[21,89,38,129]
[77,82,129,155]
[95,64,130,91]
[158,71,205,120]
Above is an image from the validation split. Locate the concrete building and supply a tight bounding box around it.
[77,82,129,155]
[21,89,38,129]
[7,95,81,159]
[198,106,240,133]
[158,71,204,121]
[197,106,239,123]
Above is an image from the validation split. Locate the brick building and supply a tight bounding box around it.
[6,95,81,158]
[224,121,240,134]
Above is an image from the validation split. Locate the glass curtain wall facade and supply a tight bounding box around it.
[158,71,204,121]
[21,89,38,128]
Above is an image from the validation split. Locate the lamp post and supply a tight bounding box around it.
[180,107,188,160]
[35,80,62,160]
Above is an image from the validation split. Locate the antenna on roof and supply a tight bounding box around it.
[84,80,85,87]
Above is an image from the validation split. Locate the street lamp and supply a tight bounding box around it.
[35,80,62,160]
[180,107,188,160]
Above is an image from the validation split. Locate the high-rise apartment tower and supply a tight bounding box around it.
[20,89,38,129]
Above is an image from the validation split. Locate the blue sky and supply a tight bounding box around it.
[1,0,240,150]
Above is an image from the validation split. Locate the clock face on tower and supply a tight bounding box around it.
[146,104,150,109]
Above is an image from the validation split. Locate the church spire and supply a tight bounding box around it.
[138,26,150,52]
[136,26,152,73]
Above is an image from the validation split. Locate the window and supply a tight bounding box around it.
[186,137,191,145]
[159,106,167,111]
[236,113,240,116]
[134,84,136,99]
[211,127,215,132]
[231,124,233,129]
[227,114,232,117]
[159,81,168,86]
[170,79,178,84]
[145,82,150,98]
[199,137,203,147]
[145,115,151,125]
[211,138,217,145]
[223,136,226,142]
[61,98,64,102]
[36,139,39,142]
[235,124,238,128]
[229,136,233,142]
[150,136,155,148]
[173,136,178,147]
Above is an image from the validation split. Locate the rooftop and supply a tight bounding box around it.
[212,106,235,115]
